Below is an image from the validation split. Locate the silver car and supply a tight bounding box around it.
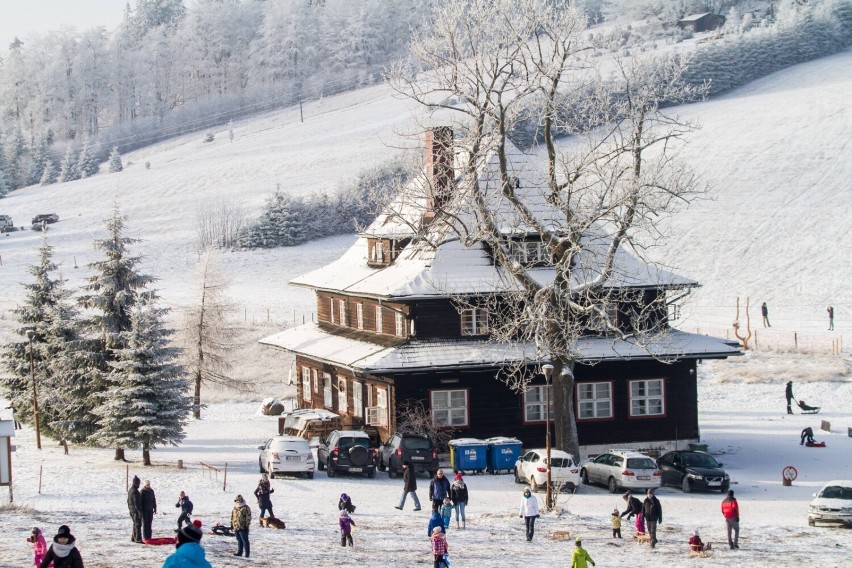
[580,450,662,493]
[258,435,315,479]
[808,480,852,526]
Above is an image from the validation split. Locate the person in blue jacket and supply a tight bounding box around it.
[162,520,212,568]
[427,510,446,536]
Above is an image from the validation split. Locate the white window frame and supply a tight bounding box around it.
[523,385,553,422]
[338,299,347,326]
[338,378,348,413]
[372,241,384,263]
[356,303,364,330]
[352,382,363,418]
[460,308,489,336]
[394,312,404,337]
[312,368,318,393]
[431,389,469,427]
[329,297,335,323]
[323,373,333,408]
[301,367,311,402]
[629,379,665,417]
[577,382,613,420]
[375,306,383,334]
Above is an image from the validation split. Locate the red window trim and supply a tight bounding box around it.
[627,378,667,420]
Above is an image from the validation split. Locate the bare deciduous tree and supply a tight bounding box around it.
[195,200,246,250]
[396,400,455,452]
[388,0,707,458]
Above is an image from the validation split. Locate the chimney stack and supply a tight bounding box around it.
[424,127,454,216]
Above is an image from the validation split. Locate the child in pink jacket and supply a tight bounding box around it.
[27,527,50,567]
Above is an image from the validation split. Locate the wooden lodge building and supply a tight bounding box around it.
[261,128,740,457]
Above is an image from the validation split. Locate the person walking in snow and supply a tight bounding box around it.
[519,487,541,542]
[827,306,834,330]
[39,525,83,568]
[128,475,143,543]
[396,461,422,511]
[721,489,740,549]
[27,527,48,567]
[253,473,274,519]
[175,491,193,531]
[339,493,356,514]
[642,488,662,548]
[339,510,355,547]
[163,520,212,568]
[761,302,770,327]
[786,381,795,415]
[428,469,451,513]
[621,491,644,534]
[431,526,449,568]
[450,472,468,529]
[571,537,595,568]
[231,494,252,558]
[141,480,157,540]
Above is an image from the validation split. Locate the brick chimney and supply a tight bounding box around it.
[424,127,454,219]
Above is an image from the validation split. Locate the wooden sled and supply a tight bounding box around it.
[633,533,651,545]
[797,400,820,414]
[689,548,713,558]
[548,530,571,541]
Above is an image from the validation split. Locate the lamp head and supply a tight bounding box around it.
[542,364,554,379]
[25,329,35,341]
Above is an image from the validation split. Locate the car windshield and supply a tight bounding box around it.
[682,453,720,468]
[402,437,431,450]
[626,458,657,469]
[818,485,852,500]
[547,457,572,468]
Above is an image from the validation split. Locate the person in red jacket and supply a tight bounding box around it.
[689,529,711,552]
[721,489,740,549]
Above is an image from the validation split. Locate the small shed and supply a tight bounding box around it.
[677,13,726,33]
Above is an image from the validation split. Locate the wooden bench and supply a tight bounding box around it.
[548,530,571,541]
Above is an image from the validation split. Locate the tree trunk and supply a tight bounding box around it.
[193,368,202,419]
[142,441,151,466]
[114,447,126,461]
[552,358,580,460]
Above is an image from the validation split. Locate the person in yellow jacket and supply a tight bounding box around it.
[571,537,595,568]
[231,494,252,558]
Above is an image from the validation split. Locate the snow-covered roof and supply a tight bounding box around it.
[260,324,740,374]
[679,13,713,22]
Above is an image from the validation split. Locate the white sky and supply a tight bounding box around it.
[0,0,130,50]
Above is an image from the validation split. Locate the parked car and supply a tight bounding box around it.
[0,215,13,231]
[580,450,662,493]
[317,430,377,478]
[32,213,59,225]
[258,435,315,479]
[378,433,440,478]
[514,449,581,493]
[808,480,852,526]
[657,450,730,493]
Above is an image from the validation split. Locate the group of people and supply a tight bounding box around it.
[761,302,836,330]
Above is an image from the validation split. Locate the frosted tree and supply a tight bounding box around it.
[389,0,707,461]
[26,138,49,186]
[182,249,241,419]
[76,140,99,178]
[228,120,234,143]
[0,168,10,197]
[3,127,25,189]
[58,146,79,183]
[108,146,124,173]
[39,159,57,186]
[78,206,156,460]
[91,297,191,465]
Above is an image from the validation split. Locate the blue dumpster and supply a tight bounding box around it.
[449,438,488,474]
[485,437,523,474]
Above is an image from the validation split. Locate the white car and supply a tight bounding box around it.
[580,450,662,494]
[258,435,315,479]
[808,480,852,526]
[514,449,580,493]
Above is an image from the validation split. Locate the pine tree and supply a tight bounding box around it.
[0,168,10,197]
[39,159,57,186]
[108,146,123,173]
[26,138,49,186]
[91,297,191,465]
[58,146,79,182]
[78,206,156,460]
[3,128,25,189]
[76,140,99,178]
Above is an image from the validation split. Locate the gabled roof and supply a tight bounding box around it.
[679,13,713,22]
[260,323,740,374]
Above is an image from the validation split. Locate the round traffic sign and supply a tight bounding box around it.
[782,466,798,481]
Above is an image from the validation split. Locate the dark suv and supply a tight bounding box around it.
[317,430,377,478]
[379,433,440,478]
[657,450,730,493]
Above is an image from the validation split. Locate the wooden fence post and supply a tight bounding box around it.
[794,332,798,350]
[223,462,228,492]
[39,465,43,495]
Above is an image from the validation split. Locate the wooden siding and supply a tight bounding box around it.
[316,292,409,337]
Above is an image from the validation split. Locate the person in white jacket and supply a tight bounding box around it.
[519,488,541,542]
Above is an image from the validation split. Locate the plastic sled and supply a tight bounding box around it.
[143,537,176,545]
[804,440,826,448]
[797,400,820,414]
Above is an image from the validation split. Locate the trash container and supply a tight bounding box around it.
[449,438,488,474]
[485,437,523,474]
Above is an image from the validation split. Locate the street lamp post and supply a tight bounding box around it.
[25,330,42,450]
[542,363,554,510]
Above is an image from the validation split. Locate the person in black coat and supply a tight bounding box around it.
[395,461,422,511]
[39,525,83,568]
[621,491,644,533]
[785,381,795,414]
[140,480,157,540]
[338,493,356,514]
[428,469,451,513]
[642,489,663,548]
[253,473,274,519]
[127,475,143,543]
[175,491,194,531]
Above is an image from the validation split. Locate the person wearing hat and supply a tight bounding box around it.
[39,525,83,568]
[430,525,449,568]
[450,472,468,529]
[518,487,540,542]
[162,520,212,568]
[27,527,48,567]
[785,381,795,414]
[253,473,275,519]
[571,537,595,568]
[642,488,662,548]
[338,492,356,514]
[231,495,252,558]
[395,461,422,511]
[338,510,356,547]
[721,489,740,549]
[689,528,711,553]
[610,508,622,538]
[175,491,194,532]
[141,480,158,541]
[128,475,143,543]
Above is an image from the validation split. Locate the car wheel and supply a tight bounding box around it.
[514,468,523,484]
[388,462,397,478]
[327,463,336,478]
[567,483,577,494]
[808,518,815,526]
[259,459,265,474]
[378,457,386,472]
[581,469,589,485]
[682,476,692,493]
[531,477,540,493]
[306,472,314,480]
[318,459,325,471]
[608,477,619,494]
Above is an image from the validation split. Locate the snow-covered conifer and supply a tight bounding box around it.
[108,146,124,173]
[39,159,57,186]
[76,140,99,178]
[58,146,79,183]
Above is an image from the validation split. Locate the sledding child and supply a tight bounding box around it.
[440,497,453,532]
[339,493,356,514]
[689,529,711,552]
[431,526,449,568]
[26,527,48,567]
[611,508,622,538]
[339,510,355,547]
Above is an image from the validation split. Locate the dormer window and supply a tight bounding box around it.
[368,238,410,267]
[506,239,550,267]
[461,308,489,336]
